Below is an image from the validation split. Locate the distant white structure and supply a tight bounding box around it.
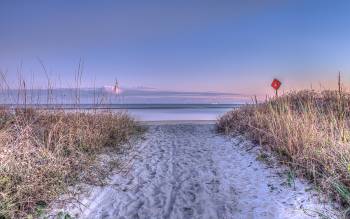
[113,79,121,95]
[104,79,122,95]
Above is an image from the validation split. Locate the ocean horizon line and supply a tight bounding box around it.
[1,103,243,110]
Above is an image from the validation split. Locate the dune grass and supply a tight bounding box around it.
[218,88,350,211]
[0,108,140,218]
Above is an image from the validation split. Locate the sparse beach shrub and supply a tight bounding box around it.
[0,108,139,218]
[218,89,350,208]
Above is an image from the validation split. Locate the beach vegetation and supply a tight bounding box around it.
[218,77,350,211]
[0,70,141,218]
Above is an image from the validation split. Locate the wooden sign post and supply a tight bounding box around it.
[271,79,282,97]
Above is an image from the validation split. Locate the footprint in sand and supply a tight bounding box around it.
[54,123,340,219]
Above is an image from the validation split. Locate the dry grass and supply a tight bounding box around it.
[218,89,350,209]
[0,108,140,218]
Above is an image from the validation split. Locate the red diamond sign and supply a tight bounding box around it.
[271,79,281,90]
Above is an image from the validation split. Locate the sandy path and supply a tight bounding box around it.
[62,123,339,219]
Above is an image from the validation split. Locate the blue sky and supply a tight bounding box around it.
[1,0,350,95]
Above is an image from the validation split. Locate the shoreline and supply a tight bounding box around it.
[137,120,217,125]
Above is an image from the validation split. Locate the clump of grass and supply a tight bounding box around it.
[218,87,350,207]
[0,108,139,218]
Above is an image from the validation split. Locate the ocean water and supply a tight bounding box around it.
[24,104,239,121]
[0,88,243,121]
[0,88,251,105]
[4,104,239,121]
[120,106,237,121]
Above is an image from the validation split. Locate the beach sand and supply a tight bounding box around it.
[53,122,339,219]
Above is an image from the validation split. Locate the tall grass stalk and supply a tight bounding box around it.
[0,68,140,218]
[218,86,350,208]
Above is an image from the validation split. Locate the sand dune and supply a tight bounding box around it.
[55,123,339,219]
